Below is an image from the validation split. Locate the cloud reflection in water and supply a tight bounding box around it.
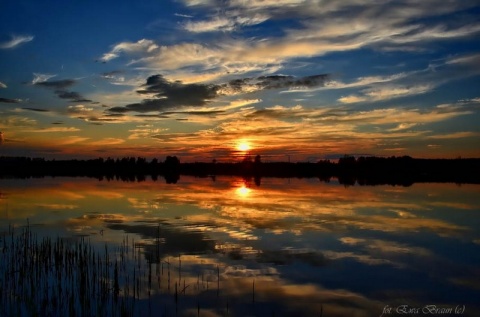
[0,177,479,315]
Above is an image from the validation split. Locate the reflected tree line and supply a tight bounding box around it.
[0,155,479,185]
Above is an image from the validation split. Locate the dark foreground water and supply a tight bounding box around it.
[1,176,479,316]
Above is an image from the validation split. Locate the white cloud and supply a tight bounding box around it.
[184,17,235,32]
[102,0,480,82]
[174,13,194,18]
[183,12,269,33]
[363,84,433,101]
[337,84,432,103]
[32,73,56,84]
[68,105,94,114]
[338,95,367,104]
[389,123,418,132]
[0,82,7,88]
[0,35,34,49]
[327,73,409,89]
[101,39,159,62]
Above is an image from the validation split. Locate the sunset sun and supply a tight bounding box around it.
[237,141,251,152]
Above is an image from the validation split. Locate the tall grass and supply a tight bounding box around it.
[1,224,323,316]
[0,224,144,316]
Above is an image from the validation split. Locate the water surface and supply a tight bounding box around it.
[1,177,479,316]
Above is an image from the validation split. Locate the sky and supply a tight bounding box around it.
[1,0,479,161]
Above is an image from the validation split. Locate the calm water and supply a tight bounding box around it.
[1,176,479,316]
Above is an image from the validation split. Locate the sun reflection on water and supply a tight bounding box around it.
[236,184,251,198]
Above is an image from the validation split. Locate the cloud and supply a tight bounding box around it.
[184,17,235,32]
[175,13,194,18]
[89,138,125,146]
[363,85,433,101]
[426,132,480,140]
[0,116,37,127]
[109,74,218,113]
[389,123,418,132]
[183,13,268,33]
[102,1,479,84]
[326,73,409,90]
[128,127,168,140]
[30,127,81,133]
[0,34,34,49]
[55,136,90,145]
[100,70,127,84]
[338,84,433,103]
[35,79,76,89]
[338,95,367,104]
[22,107,49,112]
[55,90,92,102]
[0,97,22,103]
[32,77,92,102]
[100,39,159,62]
[0,82,7,88]
[109,73,329,113]
[447,53,480,67]
[67,105,94,114]
[31,73,57,85]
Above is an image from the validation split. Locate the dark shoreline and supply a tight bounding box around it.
[1,155,479,186]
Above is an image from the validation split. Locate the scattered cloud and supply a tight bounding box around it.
[175,13,194,18]
[67,105,95,114]
[24,127,81,133]
[109,73,329,113]
[426,132,480,140]
[128,126,168,140]
[55,136,90,145]
[0,116,37,127]
[338,95,367,104]
[100,70,128,85]
[31,73,57,85]
[0,82,7,88]
[32,77,92,102]
[99,1,480,84]
[0,34,34,49]
[22,107,49,112]
[447,53,480,67]
[35,79,76,90]
[0,97,22,103]
[109,74,218,113]
[389,123,418,132]
[183,13,268,33]
[100,39,159,62]
[89,138,125,146]
[363,85,433,101]
[56,90,91,102]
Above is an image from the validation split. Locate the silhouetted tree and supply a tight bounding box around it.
[164,156,180,166]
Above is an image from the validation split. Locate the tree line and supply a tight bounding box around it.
[0,155,479,185]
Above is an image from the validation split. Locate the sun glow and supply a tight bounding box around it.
[236,185,251,197]
[237,141,251,152]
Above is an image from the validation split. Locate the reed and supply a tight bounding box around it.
[1,224,325,316]
[0,226,143,316]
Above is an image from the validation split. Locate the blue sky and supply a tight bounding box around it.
[1,0,479,160]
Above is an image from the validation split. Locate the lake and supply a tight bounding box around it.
[1,176,479,316]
